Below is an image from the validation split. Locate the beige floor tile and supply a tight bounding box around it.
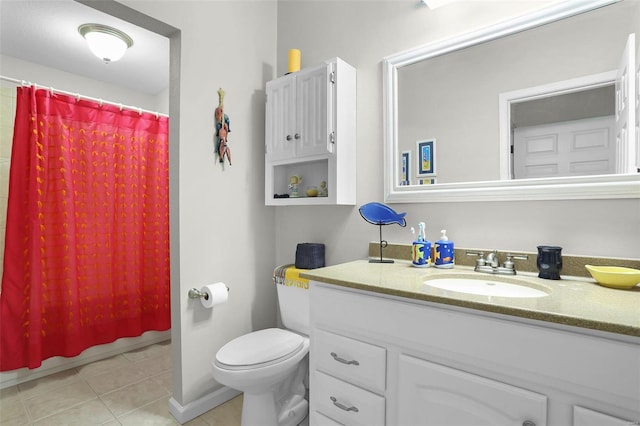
[198,395,243,426]
[76,354,130,378]
[17,368,81,399]
[183,418,209,426]
[134,351,172,377]
[118,395,177,426]
[85,364,149,395]
[122,340,170,363]
[152,370,172,392]
[32,398,115,426]
[99,375,170,417]
[24,381,97,422]
[0,385,29,426]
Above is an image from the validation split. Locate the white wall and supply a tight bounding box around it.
[121,0,278,411]
[0,55,164,114]
[274,0,640,265]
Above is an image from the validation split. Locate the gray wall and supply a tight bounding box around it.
[274,0,640,266]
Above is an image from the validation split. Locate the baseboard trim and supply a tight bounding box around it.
[169,386,241,424]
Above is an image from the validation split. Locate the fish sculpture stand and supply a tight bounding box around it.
[358,202,407,263]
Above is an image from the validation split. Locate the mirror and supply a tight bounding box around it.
[383,0,640,202]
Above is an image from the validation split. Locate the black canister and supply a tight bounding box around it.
[537,246,562,280]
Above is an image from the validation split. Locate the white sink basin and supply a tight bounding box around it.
[424,277,548,298]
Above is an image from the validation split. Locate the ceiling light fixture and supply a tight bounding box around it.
[78,23,133,64]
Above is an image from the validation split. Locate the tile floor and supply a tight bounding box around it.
[0,341,242,425]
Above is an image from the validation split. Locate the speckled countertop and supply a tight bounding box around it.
[300,260,640,338]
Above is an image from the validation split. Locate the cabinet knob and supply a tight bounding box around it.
[330,396,359,413]
[330,352,360,366]
[522,421,536,426]
[294,133,300,139]
[286,135,292,141]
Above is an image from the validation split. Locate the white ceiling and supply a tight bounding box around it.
[0,0,169,95]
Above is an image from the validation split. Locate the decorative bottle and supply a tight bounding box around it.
[412,222,431,268]
[434,229,454,269]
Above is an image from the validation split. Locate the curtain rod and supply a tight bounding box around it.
[0,75,168,119]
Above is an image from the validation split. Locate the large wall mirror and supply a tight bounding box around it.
[383,0,640,202]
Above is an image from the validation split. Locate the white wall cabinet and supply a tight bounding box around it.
[265,57,356,206]
[309,282,640,426]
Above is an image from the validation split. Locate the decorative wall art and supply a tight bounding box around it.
[401,151,411,185]
[215,88,232,166]
[417,139,436,176]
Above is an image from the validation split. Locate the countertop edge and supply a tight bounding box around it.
[300,263,640,339]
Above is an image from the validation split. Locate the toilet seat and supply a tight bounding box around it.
[215,328,305,371]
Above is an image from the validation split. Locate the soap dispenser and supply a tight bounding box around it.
[412,222,431,268]
[434,229,454,269]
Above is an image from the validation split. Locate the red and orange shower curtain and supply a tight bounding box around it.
[0,86,170,371]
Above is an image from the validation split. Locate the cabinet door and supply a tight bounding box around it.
[395,354,547,426]
[297,63,331,158]
[266,75,297,161]
[573,406,632,426]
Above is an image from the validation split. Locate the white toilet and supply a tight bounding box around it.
[212,269,310,426]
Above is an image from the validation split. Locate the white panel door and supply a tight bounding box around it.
[513,116,615,179]
[265,75,297,161]
[396,354,547,426]
[296,63,331,158]
[615,33,636,173]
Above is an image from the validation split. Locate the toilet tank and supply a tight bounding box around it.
[274,266,310,335]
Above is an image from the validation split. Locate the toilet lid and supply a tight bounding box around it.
[216,328,304,368]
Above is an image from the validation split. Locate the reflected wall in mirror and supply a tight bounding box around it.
[384,0,640,202]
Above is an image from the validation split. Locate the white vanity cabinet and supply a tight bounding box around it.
[265,57,356,206]
[309,282,640,426]
[397,355,547,425]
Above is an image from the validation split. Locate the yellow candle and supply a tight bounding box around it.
[288,49,301,73]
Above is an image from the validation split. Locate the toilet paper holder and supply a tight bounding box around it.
[188,286,229,300]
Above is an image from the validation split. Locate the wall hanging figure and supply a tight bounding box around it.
[215,87,232,165]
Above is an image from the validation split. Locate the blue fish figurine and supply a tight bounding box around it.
[359,202,407,227]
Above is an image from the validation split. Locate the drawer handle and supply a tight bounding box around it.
[330,396,359,413]
[330,352,360,366]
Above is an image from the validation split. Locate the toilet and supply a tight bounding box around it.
[212,267,310,426]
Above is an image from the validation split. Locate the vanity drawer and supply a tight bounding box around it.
[314,328,386,393]
[314,371,385,426]
[310,410,345,426]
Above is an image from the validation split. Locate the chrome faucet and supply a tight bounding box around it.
[466,250,528,275]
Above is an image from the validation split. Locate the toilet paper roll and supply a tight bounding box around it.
[200,282,228,308]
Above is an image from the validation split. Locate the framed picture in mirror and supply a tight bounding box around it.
[401,151,411,185]
[417,139,436,176]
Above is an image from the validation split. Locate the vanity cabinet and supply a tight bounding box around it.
[265,57,356,206]
[309,282,640,426]
[397,355,546,425]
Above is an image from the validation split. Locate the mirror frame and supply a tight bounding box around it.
[383,0,639,203]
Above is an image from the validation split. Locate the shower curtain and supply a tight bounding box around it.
[0,86,170,371]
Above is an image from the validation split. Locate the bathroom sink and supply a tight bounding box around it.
[423,277,549,298]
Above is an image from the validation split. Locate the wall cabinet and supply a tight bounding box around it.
[309,282,640,426]
[265,58,356,206]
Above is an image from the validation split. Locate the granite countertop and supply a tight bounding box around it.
[300,260,640,338]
